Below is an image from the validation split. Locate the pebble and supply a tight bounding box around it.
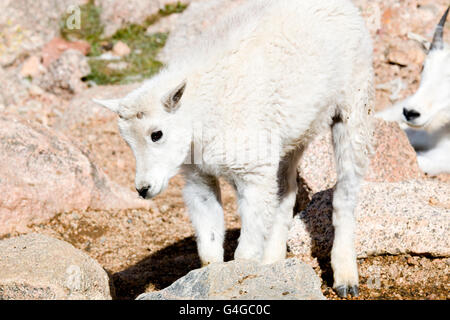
[112,41,131,57]
[107,61,128,71]
[20,56,45,78]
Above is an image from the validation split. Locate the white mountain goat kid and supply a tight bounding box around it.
[94,0,374,297]
[377,7,450,175]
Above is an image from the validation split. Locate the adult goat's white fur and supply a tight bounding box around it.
[94,0,374,297]
[377,7,450,175]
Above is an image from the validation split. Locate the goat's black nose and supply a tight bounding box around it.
[403,108,421,121]
[137,186,149,199]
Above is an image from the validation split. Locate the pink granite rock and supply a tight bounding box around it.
[367,119,423,182]
[20,56,45,78]
[298,118,423,198]
[291,118,446,261]
[41,37,91,67]
[288,180,450,262]
[37,49,90,94]
[0,115,150,236]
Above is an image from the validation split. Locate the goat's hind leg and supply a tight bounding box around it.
[331,116,366,298]
[330,43,373,296]
[331,95,372,298]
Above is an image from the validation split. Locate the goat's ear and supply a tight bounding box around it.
[162,80,186,113]
[92,98,121,113]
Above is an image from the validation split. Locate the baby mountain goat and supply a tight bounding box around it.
[95,0,374,297]
[377,7,450,175]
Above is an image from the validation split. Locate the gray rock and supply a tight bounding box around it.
[0,233,112,300]
[137,258,325,300]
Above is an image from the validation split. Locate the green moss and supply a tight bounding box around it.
[85,32,167,85]
[59,1,188,85]
[159,2,189,16]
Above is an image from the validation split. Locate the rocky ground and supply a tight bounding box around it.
[0,0,449,300]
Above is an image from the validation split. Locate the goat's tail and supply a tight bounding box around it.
[334,70,375,181]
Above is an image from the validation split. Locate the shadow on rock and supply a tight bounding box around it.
[112,229,241,300]
[294,186,336,286]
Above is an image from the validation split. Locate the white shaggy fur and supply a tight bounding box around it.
[95,0,374,296]
[377,7,450,175]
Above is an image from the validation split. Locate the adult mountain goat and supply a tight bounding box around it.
[377,7,450,175]
[95,0,374,297]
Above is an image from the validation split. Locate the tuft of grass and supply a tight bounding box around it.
[85,32,168,85]
[159,2,189,16]
[59,1,188,85]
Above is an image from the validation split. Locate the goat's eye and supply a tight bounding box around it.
[151,130,163,142]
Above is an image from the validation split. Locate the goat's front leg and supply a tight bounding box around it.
[234,175,279,262]
[183,167,224,266]
[262,149,301,264]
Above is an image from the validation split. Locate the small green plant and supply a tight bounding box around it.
[159,2,189,16]
[85,32,168,85]
[59,1,188,85]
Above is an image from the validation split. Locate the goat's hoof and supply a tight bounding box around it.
[349,285,359,297]
[335,285,359,298]
[335,285,347,298]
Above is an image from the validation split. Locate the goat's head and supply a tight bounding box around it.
[94,75,192,199]
[402,6,450,131]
